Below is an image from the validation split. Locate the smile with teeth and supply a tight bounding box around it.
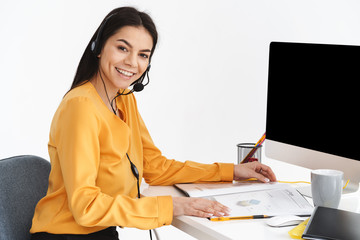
[115,67,135,77]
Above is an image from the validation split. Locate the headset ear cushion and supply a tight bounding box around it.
[91,40,96,53]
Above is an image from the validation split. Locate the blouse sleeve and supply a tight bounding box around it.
[53,97,172,229]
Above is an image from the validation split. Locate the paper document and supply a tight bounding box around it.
[175,181,313,218]
[175,181,282,197]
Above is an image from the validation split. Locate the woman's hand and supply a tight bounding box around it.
[172,196,231,218]
[234,161,277,183]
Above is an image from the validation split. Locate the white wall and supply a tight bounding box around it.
[1,0,360,238]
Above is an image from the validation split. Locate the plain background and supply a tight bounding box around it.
[1,0,360,239]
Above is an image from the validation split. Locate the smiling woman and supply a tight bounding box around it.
[101,27,152,85]
[70,7,157,117]
[92,25,153,117]
[29,6,276,240]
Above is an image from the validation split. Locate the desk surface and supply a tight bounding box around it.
[142,158,360,240]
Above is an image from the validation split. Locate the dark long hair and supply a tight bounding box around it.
[70,7,158,91]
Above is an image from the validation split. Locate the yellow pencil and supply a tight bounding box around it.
[255,133,266,146]
[240,133,266,163]
[210,215,270,221]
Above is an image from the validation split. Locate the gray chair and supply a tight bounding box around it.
[0,155,51,240]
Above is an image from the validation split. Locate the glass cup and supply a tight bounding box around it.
[237,143,262,164]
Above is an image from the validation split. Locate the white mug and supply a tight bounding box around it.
[311,169,343,208]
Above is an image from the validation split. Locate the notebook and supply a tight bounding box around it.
[302,206,360,240]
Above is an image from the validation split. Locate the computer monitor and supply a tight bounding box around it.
[265,41,360,194]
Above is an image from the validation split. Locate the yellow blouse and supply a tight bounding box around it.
[30,82,234,234]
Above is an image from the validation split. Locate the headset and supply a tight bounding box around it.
[91,13,151,93]
[92,12,154,240]
[90,13,114,56]
[92,14,143,189]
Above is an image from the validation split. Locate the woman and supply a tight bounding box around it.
[30,6,276,239]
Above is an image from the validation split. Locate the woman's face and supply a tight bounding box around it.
[98,26,153,91]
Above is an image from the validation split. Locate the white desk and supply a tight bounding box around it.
[141,158,360,240]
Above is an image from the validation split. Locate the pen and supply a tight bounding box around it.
[210,215,270,221]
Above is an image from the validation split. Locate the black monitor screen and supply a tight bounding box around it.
[266,42,360,161]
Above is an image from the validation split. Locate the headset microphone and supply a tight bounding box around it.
[133,82,144,92]
[132,64,151,92]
